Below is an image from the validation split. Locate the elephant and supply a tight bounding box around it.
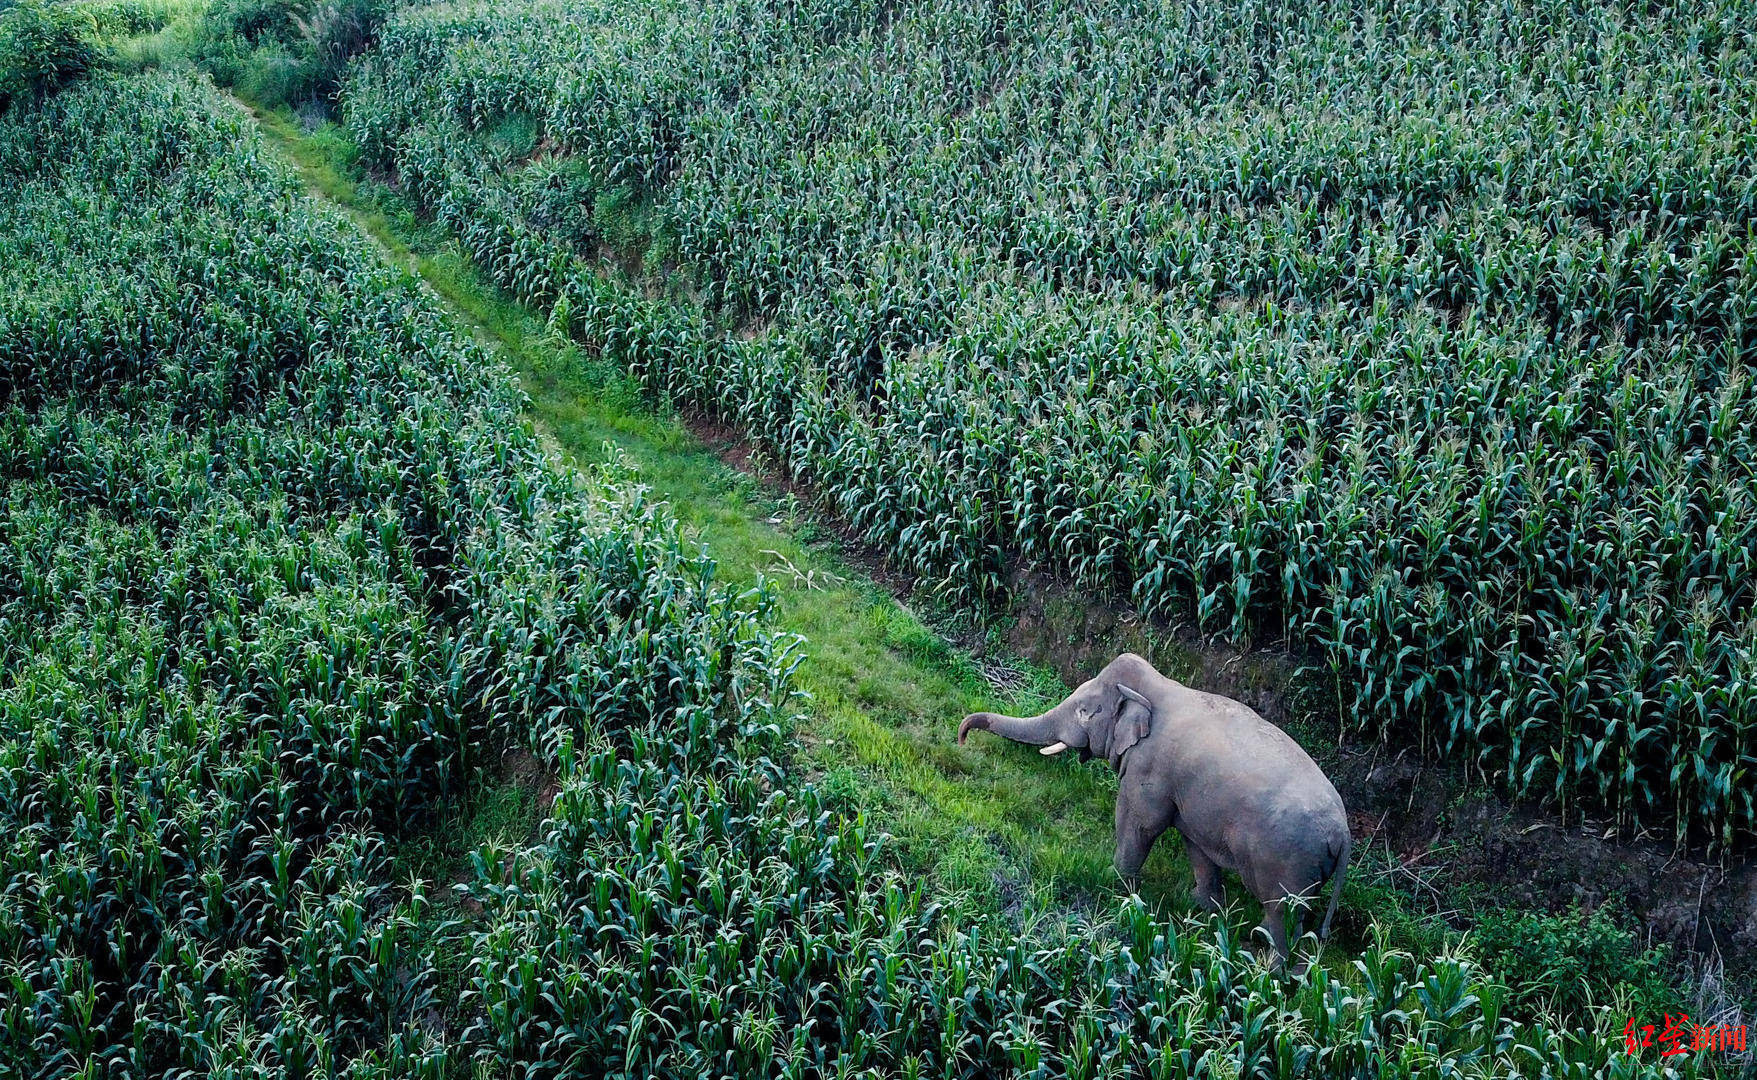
[958,653,1350,969]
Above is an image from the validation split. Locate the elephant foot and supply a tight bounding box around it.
[1258,900,1293,966]
[1251,948,1303,978]
[1246,942,1282,972]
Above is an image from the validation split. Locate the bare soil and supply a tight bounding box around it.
[499,746,562,817]
[1004,563,1757,981]
[450,747,560,919]
[680,410,1757,995]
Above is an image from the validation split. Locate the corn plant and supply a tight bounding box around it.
[1,60,1729,1080]
[344,0,1757,846]
[0,70,790,1078]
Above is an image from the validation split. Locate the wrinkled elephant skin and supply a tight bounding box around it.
[959,653,1350,967]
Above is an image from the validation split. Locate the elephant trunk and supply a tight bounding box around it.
[958,700,1077,753]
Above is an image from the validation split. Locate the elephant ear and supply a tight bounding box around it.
[1109,683,1153,771]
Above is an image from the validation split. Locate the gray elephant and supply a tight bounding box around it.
[958,653,1350,968]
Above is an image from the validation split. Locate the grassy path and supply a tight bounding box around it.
[240,101,1192,917]
[232,98,1713,1022]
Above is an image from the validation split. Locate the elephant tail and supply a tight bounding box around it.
[1319,831,1350,941]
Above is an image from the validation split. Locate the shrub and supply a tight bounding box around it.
[74,0,195,36]
[1471,903,1677,1023]
[0,0,98,111]
[196,0,387,107]
[204,0,302,44]
[291,0,385,94]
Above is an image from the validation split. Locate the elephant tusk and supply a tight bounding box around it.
[1040,742,1069,756]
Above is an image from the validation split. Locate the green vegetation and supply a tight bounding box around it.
[239,92,1147,905]
[1471,904,1675,1023]
[343,0,1757,847]
[249,90,1736,1031]
[0,69,794,1074]
[198,0,387,106]
[59,0,388,106]
[0,0,100,111]
[1,67,1717,1079]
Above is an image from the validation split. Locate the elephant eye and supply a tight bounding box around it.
[1075,708,1093,724]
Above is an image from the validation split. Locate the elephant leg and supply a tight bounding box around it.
[1259,898,1291,970]
[1283,891,1305,943]
[1113,791,1168,893]
[1283,885,1326,977]
[1113,822,1154,895]
[1185,838,1225,912]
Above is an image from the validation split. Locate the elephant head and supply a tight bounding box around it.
[958,655,1153,771]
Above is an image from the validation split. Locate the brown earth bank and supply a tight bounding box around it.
[1003,568,1757,958]
[679,410,1756,998]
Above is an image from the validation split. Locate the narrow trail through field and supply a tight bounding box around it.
[235,98,1200,917]
[211,95,1757,1027]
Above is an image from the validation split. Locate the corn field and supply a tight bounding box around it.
[0,69,1718,1078]
[343,0,1757,846]
[0,69,791,1076]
